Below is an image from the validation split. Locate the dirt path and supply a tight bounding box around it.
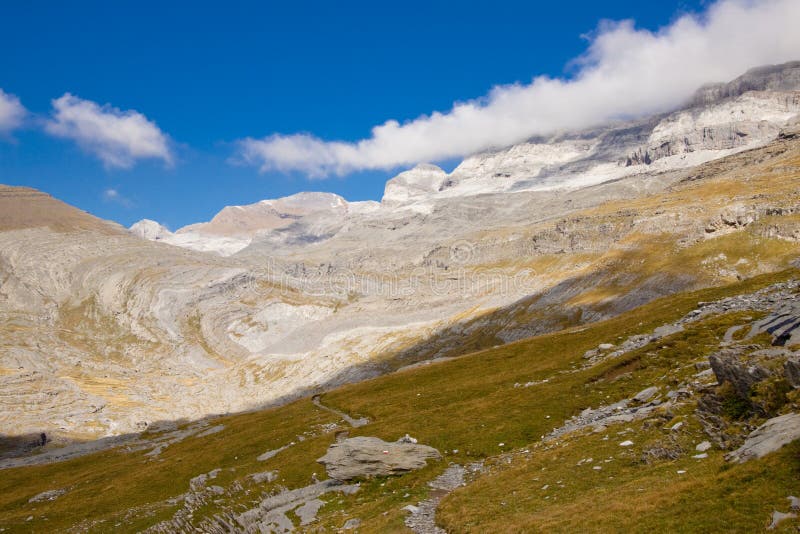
[311,395,369,428]
[404,462,484,534]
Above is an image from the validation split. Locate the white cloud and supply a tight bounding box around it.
[238,0,800,177]
[46,94,173,168]
[0,89,26,133]
[102,187,133,207]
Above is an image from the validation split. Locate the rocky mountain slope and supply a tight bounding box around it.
[0,62,798,451]
[0,61,799,533]
[1,265,797,532]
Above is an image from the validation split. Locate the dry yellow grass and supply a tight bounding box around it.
[0,185,121,234]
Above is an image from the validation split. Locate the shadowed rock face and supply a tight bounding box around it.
[317,437,441,481]
[709,348,775,401]
[748,302,800,347]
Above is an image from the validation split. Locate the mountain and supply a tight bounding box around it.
[1,61,800,532]
[129,219,171,240]
[382,163,449,207]
[0,62,797,448]
[131,192,380,256]
[131,62,800,258]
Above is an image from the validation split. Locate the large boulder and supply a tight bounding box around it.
[318,436,441,481]
[725,413,800,463]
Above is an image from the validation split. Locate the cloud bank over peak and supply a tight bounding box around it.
[0,89,26,133]
[45,94,173,169]
[238,0,800,178]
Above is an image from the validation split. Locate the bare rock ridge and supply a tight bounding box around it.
[181,192,351,237]
[132,192,379,256]
[691,61,800,106]
[382,164,449,207]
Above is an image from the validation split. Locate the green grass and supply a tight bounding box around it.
[435,308,799,532]
[0,268,798,532]
[439,425,800,532]
[0,400,339,532]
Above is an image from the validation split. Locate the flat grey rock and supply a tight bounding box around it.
[726,413,800,463]
[295,498,324,525]
[651,324,684,340]
[28,488,67,503]
[633,386,659,403]
[342,518,362,530]
[318,436,440,481]
[189,468,220,491]
[768,510,797,530]
[258,444,292,462]
[234,480,359,533]
[250,470,278,484]
[696,441,712,452]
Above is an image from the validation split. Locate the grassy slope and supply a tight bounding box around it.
[1,268,797,532]
[0,401,341,531]
[320,271,800,532]
[437,309,797,533]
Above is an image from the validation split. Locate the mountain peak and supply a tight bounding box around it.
[129,219,172,240]
[382,163,447,206]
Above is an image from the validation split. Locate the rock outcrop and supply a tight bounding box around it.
[691,61,800,106]
[747,302,800,347]
[725,413,800,463]
[786,356,800,388]
[708,347,776,401]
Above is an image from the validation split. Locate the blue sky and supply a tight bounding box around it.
[0,0,771,229]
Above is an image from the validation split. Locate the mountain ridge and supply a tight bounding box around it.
[130,61,800,256]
